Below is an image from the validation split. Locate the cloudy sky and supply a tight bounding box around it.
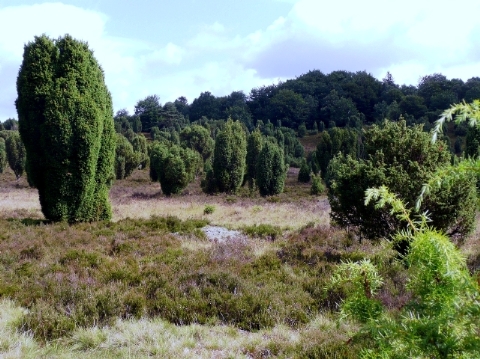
[1,0,480,120]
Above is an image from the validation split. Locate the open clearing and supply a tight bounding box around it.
[0,167,330,230]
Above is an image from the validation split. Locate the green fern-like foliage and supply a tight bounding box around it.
[360,230,480,359]
[333,186,480,358]
[16,35,115,222]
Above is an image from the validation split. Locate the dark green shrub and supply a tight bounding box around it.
[310,174,324,195]
[0,130,12,140]
[203,205,215,215]
[298,123,307,138]
[149,142,169,182]
[160,154,188,195]
[327,120,476,239]
[213,119,247,193]
[115,156,125,180]
[316,127,359,178]
[242,224,282,240]
[318,121,325,132]
[245,128,263,189]
[0,138,6,173]
[5,131,25,179]
[130,134,149,168]
[256,141,286,196]
[201,159,217,194]
[16,35,115,222]
[298,160,311,183]
[149,143,201,195]
[180,124,214,162]
[465,124,480,158]
[115,133,141,179]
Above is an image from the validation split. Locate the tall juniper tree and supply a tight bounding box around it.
[213,119,247,193]
[256,141,286,196]
[245,128,263,189]
[5,132,25,179]
[0,138,7,174]
[16,34,116,222]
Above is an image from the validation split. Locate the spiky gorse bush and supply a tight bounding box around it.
[16,34,115,222]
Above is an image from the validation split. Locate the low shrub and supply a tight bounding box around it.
[203,205,215,215]
[242,224,283,240]
[0,216,338,341]
[310,174,325,195]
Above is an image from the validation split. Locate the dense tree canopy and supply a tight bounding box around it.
[134,95,163,132]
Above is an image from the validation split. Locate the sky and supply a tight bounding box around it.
[1,0,480,120]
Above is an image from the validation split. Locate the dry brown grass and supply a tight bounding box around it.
[110,168,329,230]
[0,167,329,231]
[0,169,42,219]
[298,132,323,154]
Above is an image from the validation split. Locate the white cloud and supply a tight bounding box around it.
[0,3,106,60]
[4,0,480,121]
[0,3,280,119]
[244,0,480,84]
[0,2,191,119]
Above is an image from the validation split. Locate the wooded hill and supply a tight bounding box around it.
[104,71,480,135]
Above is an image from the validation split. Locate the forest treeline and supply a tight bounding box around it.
[4,69,480,148]
[3,69,480,202]
[3,70,480,135]
[105,70,480,136]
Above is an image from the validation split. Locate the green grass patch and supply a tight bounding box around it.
[242,224,283,240]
